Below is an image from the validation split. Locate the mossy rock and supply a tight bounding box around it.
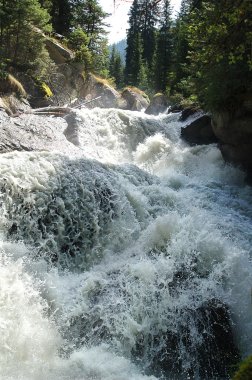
[233,356,252,380]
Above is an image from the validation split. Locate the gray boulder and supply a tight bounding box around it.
[145,93,169,115]
[0,110,81,156]
[81,73,121,109]
[121,87,149,111]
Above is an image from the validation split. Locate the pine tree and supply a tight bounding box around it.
[71,0,109,40]
[0,0,51,69]
[109,45,124,88]
[50,0,71,35]
[154,0,173,92]
[139,0,160,70]
[125,0,142,85]
[70,0,110,75]
[171,0,191,94]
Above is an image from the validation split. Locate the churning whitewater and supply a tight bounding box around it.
[0,108,251,380]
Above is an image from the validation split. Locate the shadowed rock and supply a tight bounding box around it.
[181,115,218,145]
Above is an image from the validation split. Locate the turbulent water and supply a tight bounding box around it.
[0,108,252,380]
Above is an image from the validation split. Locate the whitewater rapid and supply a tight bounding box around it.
[0,108,251,380]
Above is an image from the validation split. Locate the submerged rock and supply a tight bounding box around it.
[134,298,239,379]
[181,114,218,145]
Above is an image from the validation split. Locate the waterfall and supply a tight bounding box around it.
[0,108,251,380]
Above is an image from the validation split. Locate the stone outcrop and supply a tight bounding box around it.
[181,114,218,145]
[44,37,74,64]
[0,95,31,115]
[212,96,252,174]
[145,93,169,115]
[121,87,149,111]
[0,110,81,156]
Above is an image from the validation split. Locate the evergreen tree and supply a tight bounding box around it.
[187,0,252,110]
[171,0,191,95]
[71,0,109,41]
[0,0,51,70]
[109,45,116,77]
[139,0,160,70]
[125,0,142,85]
[154,0,173,92]
[70,0,110,75]
[109,45,124,88]
[50,0,71,35]
[68,27,93,72]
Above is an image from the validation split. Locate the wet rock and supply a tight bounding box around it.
[121,87,150,111]
[145,93,169,115]
[181,114,218,145]
[3,157,119,269]
[134,299,239,379]
[0,112,80,155]
[179,106,201,121]
[169,104,184,113]
[64,112,81,146]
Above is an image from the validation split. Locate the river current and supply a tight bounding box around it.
[0,108,251,380]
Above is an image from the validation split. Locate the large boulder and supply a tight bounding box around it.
[80,73,121,109]
[0,110,80,156]
[181,114,218,145]
[121,87,149,111]
[212,96,252,174]
[145,93,169,115]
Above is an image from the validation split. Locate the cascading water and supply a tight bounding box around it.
[0,108,251,380]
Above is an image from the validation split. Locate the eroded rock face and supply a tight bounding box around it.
[121,87,149,111]
[181,114,218,145]
[145,93,169,115]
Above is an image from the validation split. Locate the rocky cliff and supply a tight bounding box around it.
[212,95,252,176]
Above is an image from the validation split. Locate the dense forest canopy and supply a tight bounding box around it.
[0,0,251,111]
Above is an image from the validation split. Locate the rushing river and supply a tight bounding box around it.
[0,108,251,380]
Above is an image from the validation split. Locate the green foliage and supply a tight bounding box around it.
[67,28,93,71]
[186,0,252,110]
[109,45,124,88]
[125,0,162,88]
[0,0,52,75]
[50,0,71,34]
[153,0,173,92]
[232,355,252,380]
